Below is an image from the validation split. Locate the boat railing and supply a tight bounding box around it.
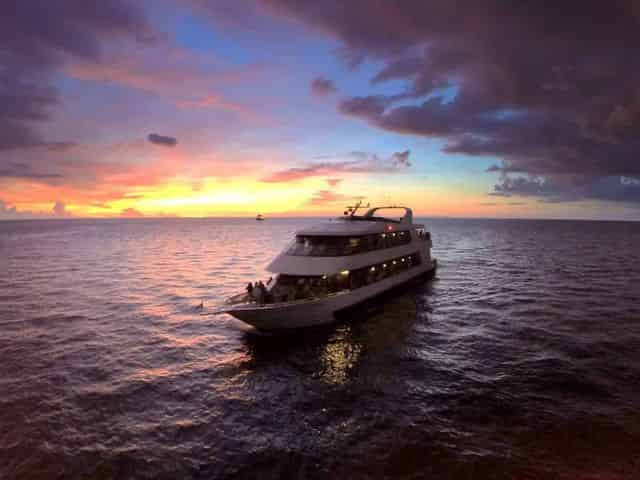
[227,289,352,309]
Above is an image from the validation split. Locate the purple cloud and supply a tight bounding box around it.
[261,0,640,203]
[0,0,152,152]
[148,133,178,147]
[310,76,337,97]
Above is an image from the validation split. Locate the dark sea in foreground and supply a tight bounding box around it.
[1,217,640,479]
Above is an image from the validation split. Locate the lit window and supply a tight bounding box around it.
[340,270,349,276]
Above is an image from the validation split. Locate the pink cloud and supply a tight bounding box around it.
[260,150,413,183]
[308,190,363,206]
[52,200,70,217]
[64,44,265,119]
[175,94,261,122]
[121,207,144,218]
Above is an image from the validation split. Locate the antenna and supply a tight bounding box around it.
[343,199,369,217]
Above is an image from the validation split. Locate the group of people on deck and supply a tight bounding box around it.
[243,254,418,306]
[246,280,269,304]
[245,276,322,305]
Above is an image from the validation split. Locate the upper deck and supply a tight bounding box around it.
[296,206,414,237]
[266,206,430,275]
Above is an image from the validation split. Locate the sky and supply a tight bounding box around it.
[2,0,640,220]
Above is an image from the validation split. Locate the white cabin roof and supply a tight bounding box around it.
[296,206,415,236]
[296,219,392,236]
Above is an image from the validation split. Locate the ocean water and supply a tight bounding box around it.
[1,217,640,479]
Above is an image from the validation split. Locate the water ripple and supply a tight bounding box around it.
[1,218,640,478]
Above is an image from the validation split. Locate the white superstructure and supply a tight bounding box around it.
[221,205,437,330]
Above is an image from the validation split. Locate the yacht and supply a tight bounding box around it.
[221,204,436,330]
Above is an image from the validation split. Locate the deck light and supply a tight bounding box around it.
[383,264,387,268]
[387,225,393,231]
[370,266,376,271]
[401,258,405,262]
[340,270,349,276]
[392,260,397,265]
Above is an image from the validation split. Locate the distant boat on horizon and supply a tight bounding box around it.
[256,214,265,221]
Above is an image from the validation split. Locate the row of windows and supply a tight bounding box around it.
[257,252,422,304]
[287,230,413,256]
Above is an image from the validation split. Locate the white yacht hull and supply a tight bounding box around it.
[225,259,436,330]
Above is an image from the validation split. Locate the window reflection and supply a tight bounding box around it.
[261,252,422,304]
[287,231,412,256]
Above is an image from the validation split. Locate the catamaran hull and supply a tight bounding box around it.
[226,259,436,330]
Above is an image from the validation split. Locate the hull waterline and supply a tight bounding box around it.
[226,259,436,330]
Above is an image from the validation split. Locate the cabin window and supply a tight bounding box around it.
[287,230,412,256]
[266,252,423,303]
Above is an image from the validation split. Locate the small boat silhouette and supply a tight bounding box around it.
[256,214,265,221]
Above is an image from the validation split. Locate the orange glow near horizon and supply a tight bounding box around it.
[0,172,536,219]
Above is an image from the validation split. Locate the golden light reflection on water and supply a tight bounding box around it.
[319,326,363,385]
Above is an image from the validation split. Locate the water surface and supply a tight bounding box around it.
[1,218,639,479]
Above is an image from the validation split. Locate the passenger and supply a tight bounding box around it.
[256,281,267,304]
[246,282,253,295]
[250,283,260,302]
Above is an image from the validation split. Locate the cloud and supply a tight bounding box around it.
[0,0,153,151]
[490,173,640,204]
[121,207,144,218]
[148,133,178,147]
[391,150,411,168]
[52,201,70,217]
[310,76,337,97]
[308,190,357,206]
[260,1,640,203]
[64,43,265,120]
[261,150,412,183]
[0,200,18,216]
[326,178,342,187]
[90,202,111,209]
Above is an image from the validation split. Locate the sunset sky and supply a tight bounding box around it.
[2,1,640,220]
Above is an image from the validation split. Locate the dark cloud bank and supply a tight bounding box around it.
[258,0,640,204]
[0,1,151,153]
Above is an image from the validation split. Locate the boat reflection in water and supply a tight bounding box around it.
[243,280,433,385]
[219,204,437,330]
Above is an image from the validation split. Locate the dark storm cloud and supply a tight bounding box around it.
[310,76,337,97]
[0,0,152,152]
[147,133,178,147]
[259,0,640,203]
